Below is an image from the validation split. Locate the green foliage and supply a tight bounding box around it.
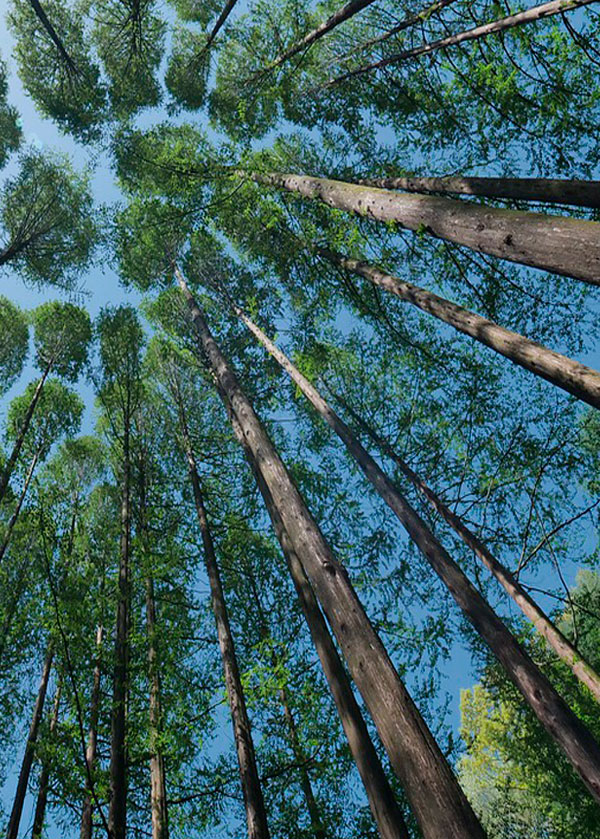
[6,378,84,460]
[0,296,28,395]
[0,56,21,166]
[0,150,97,289]
[32,301,92,380]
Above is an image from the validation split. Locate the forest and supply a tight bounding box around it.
[0,0,600,837]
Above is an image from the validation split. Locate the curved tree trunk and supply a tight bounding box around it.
[327,0,597,83]
[32,678,62,839]
[244,171,600,285]
[177,410,270,839]
[80,625,103,839]
[175,267,486,839]
[7,643,54,839]
[356,176,600,210]
[317,246,600,409]
[231,300,600,802]
[329,384,600,703]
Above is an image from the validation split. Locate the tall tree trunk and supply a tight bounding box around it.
[326,0,597,83]
[0,366,51,504]
[6,643,54,839]
[356,176,600,210]
[316,246,600,409]
[179,418,270,839]
[175,267,486,839]
[145,576,169,839]
[206,0,241,49]
[278,684,327,839]
[268,0,378,71]
[32,678,62,839]
[0,449,41,564]
[80,625,103,839]
[28,0,78,72]
[108,423,131,839]
[328,386,600,703]
[232,301,600,803]
[242,171,600,284]
[242,445,409,839]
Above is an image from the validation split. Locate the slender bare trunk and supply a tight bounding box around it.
[0,366,50,504]
[356,176,600,210]
[181,428,270,839]
[28,0,78,72]
[6,643,54,839]
[232,302,600,803]
[242,446,409,839]
[0,449,41,564]
[80,625,103,839]
[175,267,485,839]
[32,679,62,839]
[145,574,169,839]
[317,247,600,409]
[329,388,600,703]
[108,423,131,839]
[206,0,240,48]
[268,0,378,71]
[326,0,597,83]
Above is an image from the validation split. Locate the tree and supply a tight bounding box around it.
[0,151,97,288]
[0,56,21,166]
[0,296,28,397]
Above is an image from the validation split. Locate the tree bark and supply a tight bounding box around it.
[108,422,131,839]
[32,678,62,839]
[80,625,103,839]
[244,171,600,285]
[6,643,54,839]
[356,176,600,210]
[175,267,486,839]
[317,247,600,409]
[179,419,270,839]
[206,0,241,49]
[268,0,378,71]
[0,449,41,564]
[144,575,169,839]
[330,385,600,704]
[231,301,600,803]
[0,366,51,504]
[242,444,409,839]
[327,0,598,83]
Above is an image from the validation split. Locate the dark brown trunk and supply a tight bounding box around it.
[0,449,41,563]
[175,267,485,839]
[318,247,600,409]
[326,0,597,83]
[6,643,54,839]
[0,366,51,504]
[181,433,270,839]
[206,0,240,48]
[32,679,62,839]
[330,389,600,703]
[356,176,600,210]
[233,303,600,803]
[245,171,600,285]
[145,575,169,839]
[108,423,131,839]
[28,0,78,72]
[80,624,103,839]
[241,442,409,839]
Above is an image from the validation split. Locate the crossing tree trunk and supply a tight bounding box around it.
[316,246,600,409]
[231,299,600,802]
[32,679,62,839]
[80,625,103,839]
[243,171,600,284]
[0,449,41,564]
[175,266,486,839]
